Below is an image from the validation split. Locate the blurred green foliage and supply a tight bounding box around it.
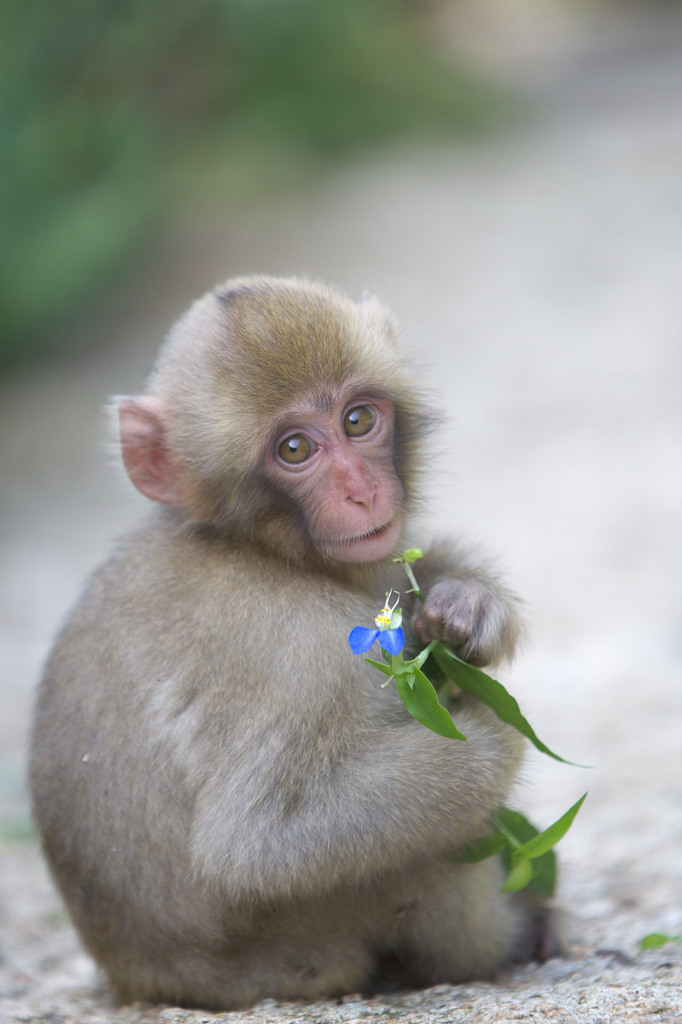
[1,0,506,370]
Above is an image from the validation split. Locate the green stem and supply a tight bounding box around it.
[401,561,423,601]
[412,640,437,669]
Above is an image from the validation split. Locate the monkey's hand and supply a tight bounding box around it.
[413,576,522,667]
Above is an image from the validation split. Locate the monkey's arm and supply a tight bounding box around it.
[408,540,524,667]
[189,684,524,903]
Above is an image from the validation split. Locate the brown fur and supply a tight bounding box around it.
[30,276,539,1011]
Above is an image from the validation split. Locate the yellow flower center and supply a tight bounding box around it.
[374,589,400,630]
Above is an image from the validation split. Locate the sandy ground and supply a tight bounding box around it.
[1,9,681,1024]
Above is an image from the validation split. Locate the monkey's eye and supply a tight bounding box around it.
[277,434,314,465]
[344,405,376,438]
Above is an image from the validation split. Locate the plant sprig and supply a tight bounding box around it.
[639,933,681,951]
[348,546,588,895]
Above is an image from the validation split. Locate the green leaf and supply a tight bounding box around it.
[453,833,507,864]
[494,809,527,849]
[365,657,393,677]
[501,855,534,892]
[451,802,583,897]
[523,849,556,898]
[400,548,424,563]
[495,807,541,843]
[395,667,468,740]
[433,644,586,766]
[513,794,587,860]
[639,933,682,950]
[495,808,557,897]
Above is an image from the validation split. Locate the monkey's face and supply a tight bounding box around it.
[121,277,424,566]
[263,391,404,564]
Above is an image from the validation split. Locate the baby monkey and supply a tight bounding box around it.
[31,275,545,1011]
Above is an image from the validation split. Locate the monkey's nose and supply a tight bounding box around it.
[337,457,377,508]
[345,480,376,509]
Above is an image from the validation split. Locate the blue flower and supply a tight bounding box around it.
[349,624,406,656]
[349,590,406,656]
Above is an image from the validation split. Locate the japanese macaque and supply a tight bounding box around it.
[30,275,546,1012]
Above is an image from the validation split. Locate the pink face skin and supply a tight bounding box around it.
[264,394,404,564]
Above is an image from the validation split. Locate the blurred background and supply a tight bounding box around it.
[1,0,681,1006]
[5,0,679,376]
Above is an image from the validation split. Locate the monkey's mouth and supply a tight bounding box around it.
[363,521,393,541]
[326,517,401,564]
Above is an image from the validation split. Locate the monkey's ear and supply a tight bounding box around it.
[118,397,186,507]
